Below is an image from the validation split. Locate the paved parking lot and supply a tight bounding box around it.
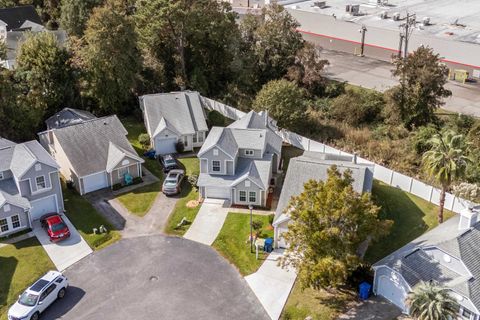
[41,235,269,320]
[32,216,92,271]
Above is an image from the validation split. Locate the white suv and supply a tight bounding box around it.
[8,270,68,320]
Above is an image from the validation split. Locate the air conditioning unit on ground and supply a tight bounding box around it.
[346,4,360,14]
[392,12,400,21]
[314,1,326,8]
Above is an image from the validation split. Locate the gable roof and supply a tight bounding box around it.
[140,91,208,138]
[273,151,374,224]
[373,214,480,312]
[105,142,143,173]
[45,108,96,130]
[0,179,30,209]
[0,5,42,31]
[52,115,144,177]
[0,138,15,149]
[198,126,238,158]
[228,110,278,131]
[2,140,59,178]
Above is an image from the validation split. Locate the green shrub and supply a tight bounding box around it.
[112,183,122,191]
[410,125,438,154]
[91,232,113,249]
[132,177,143,185]
[175,140,185,153]
[207,110,226,127]
[138,133,150,150]
[445,113,475,135]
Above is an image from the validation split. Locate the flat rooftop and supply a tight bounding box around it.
[285,0,480,44]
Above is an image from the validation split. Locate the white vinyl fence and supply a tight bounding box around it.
[202,99,476,214]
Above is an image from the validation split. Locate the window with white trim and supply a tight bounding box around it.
[245,150,254,156]
[249,191,256,203]
[35,176,46,189]
[245,180,250,187]
[239,191,246,202]
[118,166,129,178]
[198,132,204,143]
[35,163,41,171]
[212,160,221,172]
[11,215,20,229]
[121,159,130,166]
[193,133,197,143]
[4,204,10,212]
[213,149,218,156]
[0,218,8,232]
[183,136,188,147]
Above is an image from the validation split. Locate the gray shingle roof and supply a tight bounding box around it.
[198,127,238,158]
[273,152,374,224]
[197,155,272,190]
[52,116,143,177]
[0,179,30,209]
[0,5,42,31]
[45,108,95,130]
[228,110,278,131]
[140,91,208,137]
[0,138,15,149]
[9,141,59,178]
[374,214,480,311]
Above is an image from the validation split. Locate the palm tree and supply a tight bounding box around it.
[422,130,470,223]
[406,282,458,320]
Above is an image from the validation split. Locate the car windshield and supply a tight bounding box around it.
[165,179,177,186]
[165,159,176,165]
[51,222,67,232]
[18,292,38,307]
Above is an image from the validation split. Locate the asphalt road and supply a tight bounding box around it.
[40,235,269,320]
[320,49,480,117]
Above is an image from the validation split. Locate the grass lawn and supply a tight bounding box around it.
[165,157,201,236]
[365,180,454,263]
[63,185,121,250]
[0,238,55,320]
[212,212,274,276]
[281,282,355,320]
[116,182,161,217]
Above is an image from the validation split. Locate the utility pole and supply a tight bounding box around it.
[359,25,367,56]
[399,13,416,59]
[397,33,404,58]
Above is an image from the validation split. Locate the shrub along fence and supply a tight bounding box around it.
[201,97,476,214]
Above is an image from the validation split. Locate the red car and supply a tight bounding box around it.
[40,213,70,242]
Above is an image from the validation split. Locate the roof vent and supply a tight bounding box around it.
[103,121,108,125]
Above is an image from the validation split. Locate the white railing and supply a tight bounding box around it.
[202,99,476,214]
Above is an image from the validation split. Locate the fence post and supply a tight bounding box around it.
[389,170,394,186]
[408,178,413,193]
[428,187,434,202]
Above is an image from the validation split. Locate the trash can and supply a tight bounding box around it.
[264,238,274,253]
[359,282,371,300]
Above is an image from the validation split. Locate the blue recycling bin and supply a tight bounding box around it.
[143,149,156,159]
[359,282,371,300]
[264,238,274,253]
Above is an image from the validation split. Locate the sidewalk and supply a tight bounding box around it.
[245,250,297,320]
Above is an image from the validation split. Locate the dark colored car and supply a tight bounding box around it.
[40,214,70,242]
[159,154,179,173]
[162,169,185,196]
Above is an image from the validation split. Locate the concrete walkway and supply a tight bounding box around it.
[0,231,35,249]
[245,250,297,320]
[32,217,93,271]
[183,199,229,245]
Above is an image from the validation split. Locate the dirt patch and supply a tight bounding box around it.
[186,200,199,208]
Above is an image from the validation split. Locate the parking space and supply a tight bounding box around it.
[32,216,93,271]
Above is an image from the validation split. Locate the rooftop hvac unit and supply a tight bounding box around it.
[314,1,326,8]
[392,12,400,21]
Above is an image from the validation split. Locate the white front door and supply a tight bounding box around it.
[30,195,58,221]
[205,187,230,200]
[83,171,108,194]
[377,275,407,312]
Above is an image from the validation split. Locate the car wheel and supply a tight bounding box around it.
[58,288,66,299]
[30,312,40,320]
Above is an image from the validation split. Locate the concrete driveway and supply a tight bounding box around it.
[245,250,297,320]
[183,199,229,245]
[40,235,269,320]
[32,216,92,271]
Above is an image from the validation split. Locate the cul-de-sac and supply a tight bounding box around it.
[2,1,480,320]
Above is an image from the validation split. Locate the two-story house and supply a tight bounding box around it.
[0,138,64,237]
[197,110,282,207]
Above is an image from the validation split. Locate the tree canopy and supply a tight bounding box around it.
[60,0,103,36]
[280,167,391,289]
[384,46,451,129]
[406,282,458,320]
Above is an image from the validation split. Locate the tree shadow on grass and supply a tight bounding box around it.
[365,181,430,263]
[0,256,17,311]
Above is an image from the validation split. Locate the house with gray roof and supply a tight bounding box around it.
[45,107,95,130]
[197,110,282,207]
[272,151,374,248]
[139,91,208,155]
[373,207,480,318]
[38,115,144,195]
[0,138,64,237]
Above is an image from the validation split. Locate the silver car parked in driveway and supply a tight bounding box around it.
[162,169,185,196]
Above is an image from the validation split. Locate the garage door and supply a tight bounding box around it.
[30,195,58,221]
[155,137,177,155]
[377,275,407,311]
[205,187,230,200]
[83,171,108,194]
